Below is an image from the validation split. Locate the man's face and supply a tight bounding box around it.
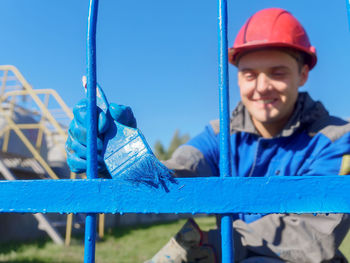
[237,49,309,136]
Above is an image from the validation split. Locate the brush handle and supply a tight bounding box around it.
[82,77,166,181]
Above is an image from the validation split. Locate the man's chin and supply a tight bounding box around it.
[251,115,283,126]
[251,112,280,123]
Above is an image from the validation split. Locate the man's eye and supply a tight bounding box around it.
[244,72,256,80]
[271,71,286,77]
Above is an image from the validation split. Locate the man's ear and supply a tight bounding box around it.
[299,64,309,87]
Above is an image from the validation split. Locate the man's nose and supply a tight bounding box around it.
[255,73,270,93]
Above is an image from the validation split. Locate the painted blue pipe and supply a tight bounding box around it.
[346,0,350,31]
[85,0,99,262]
[217,0,234,262]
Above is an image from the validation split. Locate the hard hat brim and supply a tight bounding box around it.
[228,43,317,70]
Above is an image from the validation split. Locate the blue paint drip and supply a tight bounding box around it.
[85,0,99,262]
[217,0,234,262]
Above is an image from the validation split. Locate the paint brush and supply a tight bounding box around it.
[82,76,175,189]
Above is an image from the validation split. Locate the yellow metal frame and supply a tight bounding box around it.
[0,65,73,179]
[0,65,105,246]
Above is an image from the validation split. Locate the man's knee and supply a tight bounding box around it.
[145,218,217,263]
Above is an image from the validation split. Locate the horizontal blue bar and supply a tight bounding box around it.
[0,176,349,214]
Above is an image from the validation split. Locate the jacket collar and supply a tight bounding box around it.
[230,92,329,137]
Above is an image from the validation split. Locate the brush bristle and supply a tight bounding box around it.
[118,153,176,190]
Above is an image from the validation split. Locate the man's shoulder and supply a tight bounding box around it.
[209,102,254,136]
[208,119,242,135]
[307,115,350,142]
[209,119,220,135]
[295,93,350,142]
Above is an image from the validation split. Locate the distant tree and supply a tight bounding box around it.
[154,141,167,161]
[154,130,190,160]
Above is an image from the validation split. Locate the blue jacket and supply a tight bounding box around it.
[187,92,350,179]
[164,92,350,262]
[187,92,350,223]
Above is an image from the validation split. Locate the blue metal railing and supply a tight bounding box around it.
[85,0,99,262]
[83,0,235,259]
[0,177,350,261]
[1,176,349,213]
[84,0,234,259]
[217,0,234,261]
[0,1,349,263]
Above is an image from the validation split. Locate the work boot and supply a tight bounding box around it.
[145,219,216,263]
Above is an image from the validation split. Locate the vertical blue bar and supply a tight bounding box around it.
[85,0,99,262]
[217,0,234,262]
[84,214,97,262]
[346,0,350,31]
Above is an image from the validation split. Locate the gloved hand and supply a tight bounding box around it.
[65,98,137,175]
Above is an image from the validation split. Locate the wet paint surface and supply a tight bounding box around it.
[0,176,349,214]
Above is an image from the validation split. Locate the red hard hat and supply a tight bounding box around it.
[229,8,317,70]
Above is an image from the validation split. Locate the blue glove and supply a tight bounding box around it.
[65,98,137,175]
[109,103,137,129]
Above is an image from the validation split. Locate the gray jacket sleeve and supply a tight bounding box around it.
[162,139,349,262]
[233,213,350,262]
[162,145,214,178]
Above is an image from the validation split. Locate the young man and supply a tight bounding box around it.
[66,8,350,262]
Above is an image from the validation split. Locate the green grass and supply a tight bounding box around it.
[0,216,349,262]
[340,229,350,260]
[0,217,216,263]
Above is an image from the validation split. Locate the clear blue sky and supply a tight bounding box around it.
[2,0,349,149]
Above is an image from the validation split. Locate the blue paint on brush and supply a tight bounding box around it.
[83,77,175,190]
